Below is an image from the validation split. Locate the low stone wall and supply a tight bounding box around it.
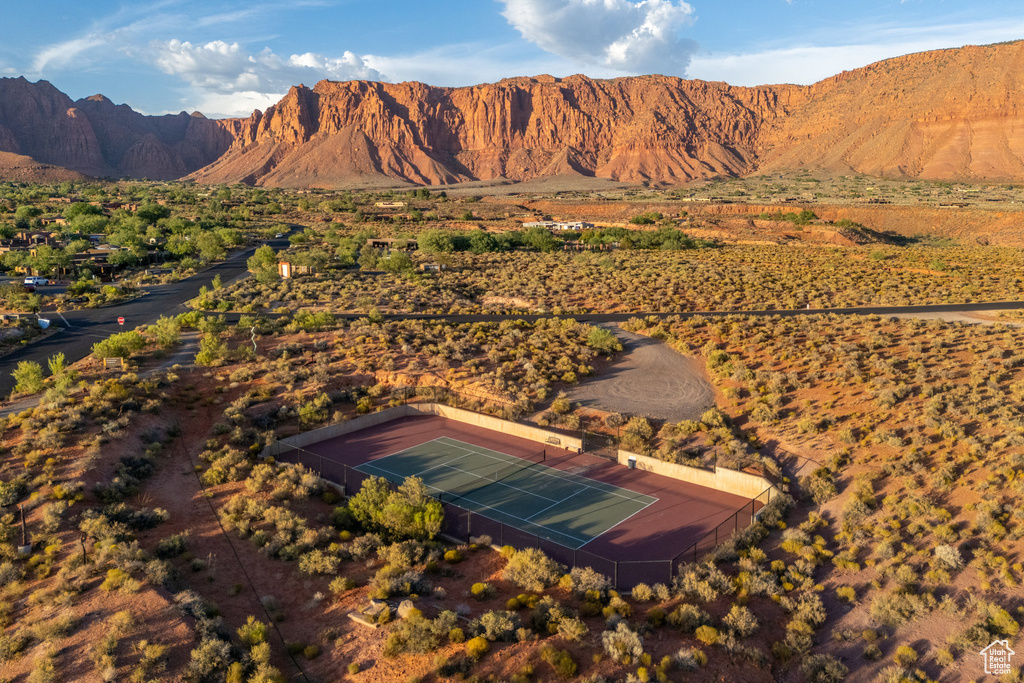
[414,403,583,452]
[261,405,419,458]
[262,402,582,459]
[617,449,777,501]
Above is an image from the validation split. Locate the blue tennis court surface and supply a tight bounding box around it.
[356,436,657,549]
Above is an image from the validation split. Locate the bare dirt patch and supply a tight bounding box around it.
[567,325,714,421]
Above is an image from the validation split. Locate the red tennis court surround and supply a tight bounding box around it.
[277,414,757,587]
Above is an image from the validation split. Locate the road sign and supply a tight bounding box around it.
[117,316,124,326]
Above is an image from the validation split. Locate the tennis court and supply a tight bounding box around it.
[355,436,657,549]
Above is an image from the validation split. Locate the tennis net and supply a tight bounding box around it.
[440,449,546,503]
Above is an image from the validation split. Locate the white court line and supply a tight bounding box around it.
[441,439,657,506]
[439,462,561,505]
[576,495,660,550]
[526,489,586,522]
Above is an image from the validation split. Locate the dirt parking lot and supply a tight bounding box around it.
[567,325,714,421]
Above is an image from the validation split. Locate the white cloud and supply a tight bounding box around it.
[149,40,385,116]
[498,0,697,74]
[32,34,113,73]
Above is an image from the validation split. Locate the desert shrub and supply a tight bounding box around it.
[934,544,964,571]
[602,622,643,664]
[329,576,357,594]
[801,467,838,505]
[383,612,454,657]
[694,625,719,645]
[503,548,564,591]
[892,645,918,668]
[540,644,578,679]
[34,610,78,641]
[155,533,189,559]
[472,610,520,642]
[836,586,856,604]
[465,636,489,660]
[0,476,28,506]
[667,603,710,633]
[237,616,269,647]
[298,549,340,575]
[631,583,654,603]
[369,565,428,599]
[444,549,463,563]
[561,565,611,596]
[723,605,759,638]
[0,630,30,662]
[471,582,494,601]
[186,638,232,682]
[869,590,936,628]
[675,646,707,670]
[800,653,848,683]
[556,617,588,642]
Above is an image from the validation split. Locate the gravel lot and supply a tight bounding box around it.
[568,325,714,422]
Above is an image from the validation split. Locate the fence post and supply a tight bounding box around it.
[614,562,618,589]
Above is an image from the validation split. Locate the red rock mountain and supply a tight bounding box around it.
[0,77,237,179]
[6,40,1024,185]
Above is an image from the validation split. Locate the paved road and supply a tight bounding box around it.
[0,235,290,397]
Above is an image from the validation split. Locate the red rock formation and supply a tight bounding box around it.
[0,77,236,179]
[192,74,796,186]
[8,40,1024,185]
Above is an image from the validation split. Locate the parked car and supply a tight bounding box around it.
[23,276,49,286]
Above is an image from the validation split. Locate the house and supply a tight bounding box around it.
[419,263,448,273]
[374,201,407,209]
[522,220,594,231]
[40,216,68,227]
[365,238,418,252]
[277,261,318,279]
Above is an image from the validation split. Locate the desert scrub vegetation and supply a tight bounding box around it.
[205,314,623,437]
[627,310,1024,673]
[203,239,1024,315]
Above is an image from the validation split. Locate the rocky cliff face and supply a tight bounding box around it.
[7,40,1024,186]
[0,78,236,179]
[191,75,802,186]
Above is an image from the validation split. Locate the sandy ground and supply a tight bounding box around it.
[567,324,714,421]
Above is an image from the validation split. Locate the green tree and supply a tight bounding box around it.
[63,202,104,220]
[12,361,44,395]
[91,330,146,359]
[148,316,181,349]
[194,333,228,366]
[135,203,171,224]
[14,205,42,222]
[586,327,622,354]
[349,476,443,541]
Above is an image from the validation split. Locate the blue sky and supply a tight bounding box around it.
[2,0,1023,118]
